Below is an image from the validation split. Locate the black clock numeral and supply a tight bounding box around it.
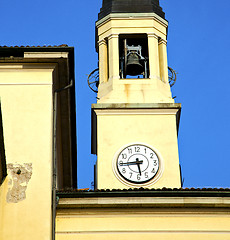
[135,147,140,153]
[117,144,159,184]
[128,148,132,154]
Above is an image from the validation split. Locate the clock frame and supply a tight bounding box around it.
[113,143,164,187]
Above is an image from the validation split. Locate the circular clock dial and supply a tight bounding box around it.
[116,144,160,184]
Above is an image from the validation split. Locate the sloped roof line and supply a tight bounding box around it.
[0,44,70,48]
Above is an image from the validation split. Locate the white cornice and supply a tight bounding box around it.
[24,52,68,58]
[94,108,179,116]
[92,103,181,109]
[96,12,168,29]
[92,103,181,116]
[58,196,230,209]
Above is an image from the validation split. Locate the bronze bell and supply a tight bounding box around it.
[126,52,144,76]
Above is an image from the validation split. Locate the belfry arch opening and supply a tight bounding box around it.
[119,34,149,79]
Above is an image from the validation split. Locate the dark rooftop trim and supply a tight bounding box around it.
[0,45,74,59]
[98,0,165,20]
[57,188,230,198]
[0,44,70,48]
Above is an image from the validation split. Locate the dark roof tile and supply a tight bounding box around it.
[0,44,70,49]
[56,187,230,199]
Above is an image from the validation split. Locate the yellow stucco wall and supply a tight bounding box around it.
[94,106,181,189]
[0,64,55,240]
[56,197,230,240]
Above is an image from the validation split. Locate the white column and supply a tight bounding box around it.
[98,39,108,83]
[159,38,168,83]
[148,33,160,79]
[108,34,120,81]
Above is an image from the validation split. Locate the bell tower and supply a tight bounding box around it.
[92,0,181,189]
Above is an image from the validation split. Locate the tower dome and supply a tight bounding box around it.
[98,0,165,20]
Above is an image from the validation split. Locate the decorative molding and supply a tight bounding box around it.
[57,230,230,235]
[96,13,168,28]
[0,63,57,70]
[98,39,107,46]
[159,38,167,45]
[0,83,52,86]
[94,108,179,116]
[92,103,181,109]
[149,75,161,81]
[58,196,230,209]
[108,34,119,41]
[147,33,159,40]
[24,52,68,58]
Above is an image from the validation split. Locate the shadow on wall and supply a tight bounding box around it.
[0,101,7,185]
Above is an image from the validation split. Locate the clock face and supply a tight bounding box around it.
[116,144,160,184]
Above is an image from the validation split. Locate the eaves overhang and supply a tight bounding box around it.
[0,45,74,58]
[57,189,230,209]
[57,188,230,199]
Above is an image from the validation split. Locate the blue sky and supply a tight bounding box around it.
[1,0,230,189]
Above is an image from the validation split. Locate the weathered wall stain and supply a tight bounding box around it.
[6,163,32,203]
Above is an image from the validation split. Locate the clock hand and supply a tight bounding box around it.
[119,160,143,166]
[135,158,142,176]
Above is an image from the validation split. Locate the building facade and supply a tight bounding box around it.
[0,46,77,240]
[1,1,230,240]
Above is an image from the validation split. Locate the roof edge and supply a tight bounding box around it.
[57,188,230,199]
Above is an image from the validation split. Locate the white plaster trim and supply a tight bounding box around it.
[96,13,168,28]
[0,64,57,70]
[24,52,68,58]
[0,83,52,86]
[107,33,119,40]
[58,197,230,208]
[147,33,159,39]
[94,108,178,115]
[159,38,167,45]
[57,230,230,234]
[0,64,23,69]
[98,39,107,46]
[149,75,162,81]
